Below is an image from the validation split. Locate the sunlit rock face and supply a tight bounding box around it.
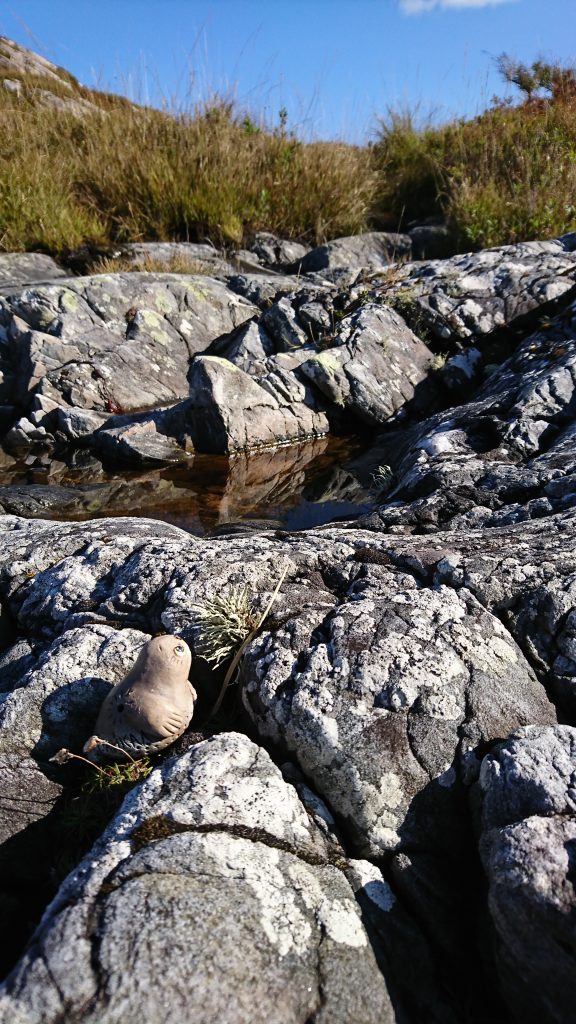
[1,228,576,1022]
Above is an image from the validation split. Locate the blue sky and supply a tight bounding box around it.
[1,0,574,140]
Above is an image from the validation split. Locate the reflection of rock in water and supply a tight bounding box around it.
[0,435,371,534]
[213,437,330,527]
[302,465,368,504]
[0,476,191,522]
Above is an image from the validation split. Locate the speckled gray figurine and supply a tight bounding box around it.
[84,635,196,762]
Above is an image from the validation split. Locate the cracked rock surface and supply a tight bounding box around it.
[378,233,576,343]
[359,295,576,535]
[3,231,576,1022]
[0,506,573,1020]
[0,733,395,1024]
[478,726,576,1024]
[0,273,257,427]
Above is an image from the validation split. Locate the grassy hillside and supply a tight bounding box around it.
[0,36,375,254]
[0,37,575,257]
[373,94,576,250]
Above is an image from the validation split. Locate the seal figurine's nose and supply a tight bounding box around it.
[83,635,196,762]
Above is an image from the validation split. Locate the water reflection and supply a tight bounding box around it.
[0,436,375,535]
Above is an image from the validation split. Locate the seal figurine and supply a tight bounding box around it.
[84,635,196,762]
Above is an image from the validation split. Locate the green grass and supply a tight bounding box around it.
[372,96,576,250]
[0,80,375,254]
[1,55,575,258]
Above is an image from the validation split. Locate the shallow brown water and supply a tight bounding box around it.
[0,435,376,535]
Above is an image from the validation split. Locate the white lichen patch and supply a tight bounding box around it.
[286,861,367,948]
[201,836,314,957]
[349,859,396,912]
[317,898,367,947]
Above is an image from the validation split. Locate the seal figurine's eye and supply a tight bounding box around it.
[174,644,186,656]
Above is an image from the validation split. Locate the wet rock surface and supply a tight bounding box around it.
[1,232,576,1022]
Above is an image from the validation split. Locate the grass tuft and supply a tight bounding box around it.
[88,253,217,275]
[0,81,375,255]
[189,586,260,667]
[372,94,576,249]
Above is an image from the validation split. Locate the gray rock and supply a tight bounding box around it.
[250,232,310,267]
[225,272,315,308]
[2,78,21,95]
[186,355,329,452]
[212,319,276,376]
[0,36,73,87]
[0,474,195,522]
[0,502,571,1016]
[300,304,435,426]
[2,417,48,451]
[0,618,151,937]
[0,274,257,430]
[352,504,576,721]
[378,233,576,343]
[36,89,102,118]
[478,725,576,1023]
[0,624,149,761]
[93,408,193,467]
[113,241,235,277]
[0,733,395,1024]
[479,724,576,830]
[261,296,308,350]
[241,569,555,859]
[0,755,61,853]
[287,232,412,277]
[0,254,66,295]
[359,298,576,535]
[56,406,109,440]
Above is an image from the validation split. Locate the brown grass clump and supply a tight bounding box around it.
[0,80,376,255]
[1,48,575,258]
[372,87,576,249]
[88,253,217,275]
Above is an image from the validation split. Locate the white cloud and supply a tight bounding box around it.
[400,0,518,13]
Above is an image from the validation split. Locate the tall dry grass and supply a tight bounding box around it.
[0,78,376,254]
[1,62,575,258]
[373,96,576,249]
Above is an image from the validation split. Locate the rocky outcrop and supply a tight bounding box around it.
[478,726,576,1024]
[0,35,126,118]
[0,273,257,446]
[2,231,576,1020]
[378,233,576,344]
[0,36,73,87]
[299,304,435,425]
[0,500,572,1019]
[249,231,310,267]
[186,356,330,453]
[102,241,236,277]
[2,233,575,464]
[0,733,395,1024]
[358,292,576,537]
